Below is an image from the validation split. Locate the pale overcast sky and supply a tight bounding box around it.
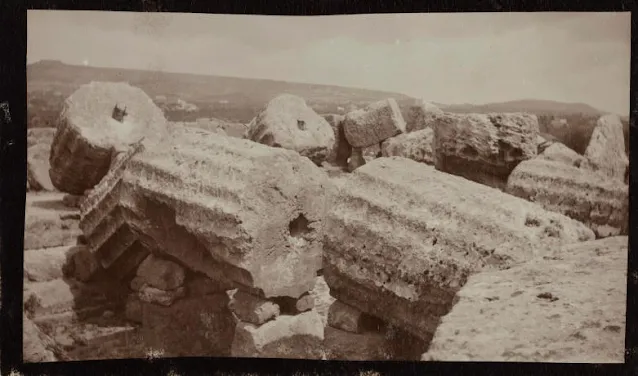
[27,10,631,115]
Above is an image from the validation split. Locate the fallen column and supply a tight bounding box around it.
[80,126,332,299]
[323,157,594,344]
[505,158,629,238]
[433,112,539,190]
[49,82,169,195]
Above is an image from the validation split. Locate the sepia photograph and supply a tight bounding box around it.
[23,10,629,363]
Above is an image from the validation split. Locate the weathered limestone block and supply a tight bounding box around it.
[538,142,587,167]
[343,98,406,148]
[423,236,627,363]
[506,159,628,238]
[23,278,109,319]
[49,81,168,194]
[141,293,236,357]
[231,310,325,359]
[80,127,331,299]
[381,128,434,165]
[24,193,82,250]
[28,143,55,191]
[136,285,186,307]
[229,290,280,325]
[322,113,351,168]
[582,114,628,181]
[295,293,315,312]
[404,100,443,133]
[135,254,186,291]
[433,112,539,190]
[24,245,75,282]
[24,314,58,362]
[245,94,335,165]
[323,157,594,342]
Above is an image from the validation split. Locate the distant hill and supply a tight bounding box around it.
[28,60,614,123]
[440,99,607,117]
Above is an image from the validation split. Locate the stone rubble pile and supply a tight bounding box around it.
[24,86,628,363]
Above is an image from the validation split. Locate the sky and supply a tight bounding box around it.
[27,11,631,115]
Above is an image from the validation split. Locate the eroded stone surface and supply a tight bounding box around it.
[538,142,587,167]
[49,82,168,194]
[28,143,55,191]
[80,126,331,299]
[135,254,186,291]
[404,100,443,133]
[245,94,335,165]
[582,114,628,181]
[230,310,325,359]
[433,112,539,190]
[24,314,58,362]
[506,158,628,238]
[323,157,594,341]
[423,236,627,363]
[343,98,406,148]
[24,245,75,282]
[381,127,434,165]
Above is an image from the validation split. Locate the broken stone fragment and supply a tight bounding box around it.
[506,158,628,238]
[229,290,280,325]
[80,126,330,299]
[381,127,434,165]
[433,112,539,190]
[404,100,443,133]
[295,293,315,313]
[135,254,186,291]
[230,310,325,359]
[323,157,594,342]
[343,98,406,148]
[28,143,55,191]
[582,114,628,182]
[245,94,336,165]
[49,81,168,194]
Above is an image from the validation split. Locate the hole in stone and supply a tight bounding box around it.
[289,214,311,238]
[297,119,306,130]
[111,103,128,123]
[524,215,542,227]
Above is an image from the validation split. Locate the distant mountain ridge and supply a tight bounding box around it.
[28,60,613,121]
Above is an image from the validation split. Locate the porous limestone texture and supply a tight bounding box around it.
[80,126,332,299]
[433,112,539,190]
[423,236,627,363]
[323,157,594,342]
[506,158,629,238]
[381,127,434,165]
[582,114,628,182]
[245,94,335,165]
[537,142,587,167]
[49,81,168,194]
[343,98,406,148]
[404,100,443,133]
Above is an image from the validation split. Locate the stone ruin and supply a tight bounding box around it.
[24,82,629,362]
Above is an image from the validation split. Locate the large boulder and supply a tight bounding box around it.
[245,94,335,165]
[343,98,406,148]
[323,157,594,343]
[322,114,351,168]
[28,143,55,191]
[80,126,332,299]
[423,236,627,363]
[582,114,628,181]
[433,112,539,190]
[49,81,169,195]
[506,158,629,238]
[404,100,443,133]
[380,128,434,165]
